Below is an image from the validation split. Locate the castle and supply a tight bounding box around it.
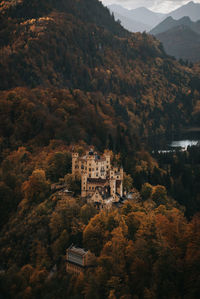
[72,149,123,206]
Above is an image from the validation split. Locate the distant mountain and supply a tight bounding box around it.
[167,1,200,21]
[150,15,200,62]
[108,4,163,32]
[110,10,151,32]
[129,6,165,28]
[108,4,130,18]
[156,25,200,62]
[150,16,200,35]
[108,1,200,33]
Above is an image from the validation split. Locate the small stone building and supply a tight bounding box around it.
[66,245,95,275]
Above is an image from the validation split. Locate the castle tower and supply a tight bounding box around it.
[119,166,123,197]
[104,152,111,173]
[119,180,123,197]
[72,153,79,175]
[110,179,116,197]
[81,174,87,197]
[120,166,123,180]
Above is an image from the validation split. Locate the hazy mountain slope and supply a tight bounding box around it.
[108,4,164,31]
[156,25,200,62]
[108,4,130,18]
[109,2,200,33]
[167,1,200,21]
[150,15,200,62]
[150,16,199,35]
[109,10,151,32]
[129,6,165,28]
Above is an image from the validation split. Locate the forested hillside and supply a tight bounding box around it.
[1,0,200,150]
[1,186,200,298]
[1,0,200,298]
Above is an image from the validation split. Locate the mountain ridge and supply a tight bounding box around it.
[156,25,200,62]
[109,10,151,32]
[108,4,164,31]
[167,1,200,21]
[108,1,200,32]
[150,15,200,35]
[150,14,200,62]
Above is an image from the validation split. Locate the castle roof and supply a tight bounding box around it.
[94,186,110,199]
[78,152,106,162]
[68,244,88,256]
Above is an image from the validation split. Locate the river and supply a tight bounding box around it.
[151,130,200,153]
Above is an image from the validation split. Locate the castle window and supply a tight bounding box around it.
[96,173,98,176]
[89,174,91,178]
[89,187,91,190]
[96,168,98,171]
[89,168,91,172]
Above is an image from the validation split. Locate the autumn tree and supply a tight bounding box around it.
[22,169,50,202]
[83,213,107,255]
[80,203,97,224]
[64,173,81,195]
[46,151,71,182]
[123,173,133,193]
[141,183,153,201]
[152,185,167,205]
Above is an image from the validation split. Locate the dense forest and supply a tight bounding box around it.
[0,0,200,298]
[1,0,200,144]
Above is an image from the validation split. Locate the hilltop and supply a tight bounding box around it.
[167,1,200,21]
